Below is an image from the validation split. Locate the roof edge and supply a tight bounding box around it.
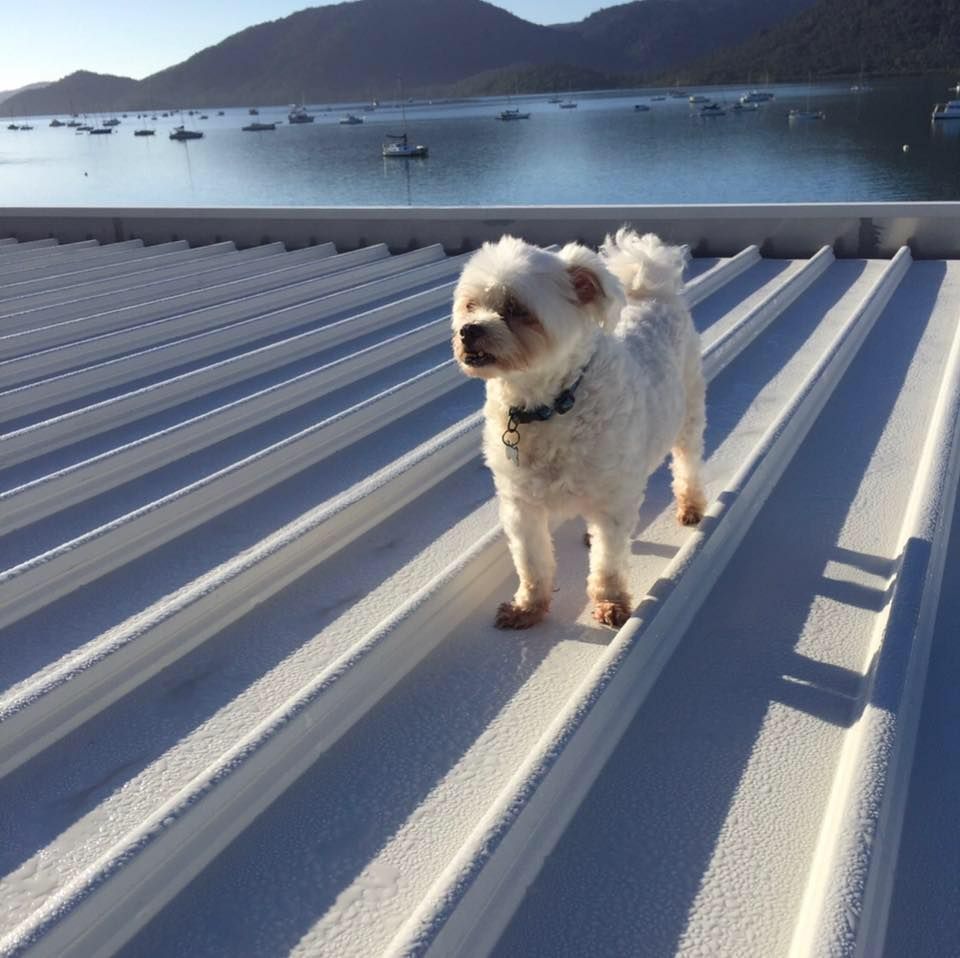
[3,202,960,257]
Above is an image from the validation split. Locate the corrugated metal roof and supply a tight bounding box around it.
[0,232,957,958]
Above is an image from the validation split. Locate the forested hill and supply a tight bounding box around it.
[555,0,815,76]
[0,82,51,106]
[1,0,824,115]
[2,72,137,117]
[678,0,960,82]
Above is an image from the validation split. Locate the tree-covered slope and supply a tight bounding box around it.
[679,0,960,82]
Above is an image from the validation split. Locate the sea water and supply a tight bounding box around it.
[3,76,960,207]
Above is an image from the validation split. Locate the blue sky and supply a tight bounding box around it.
[1,0,611,91]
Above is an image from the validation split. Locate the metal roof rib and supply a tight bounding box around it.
[0,212,956,958]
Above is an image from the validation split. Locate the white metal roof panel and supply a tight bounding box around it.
[0,228,956,958]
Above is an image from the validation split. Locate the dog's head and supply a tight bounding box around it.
[451,235,622,381]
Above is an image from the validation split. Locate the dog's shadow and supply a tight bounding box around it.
[543,521,677,647]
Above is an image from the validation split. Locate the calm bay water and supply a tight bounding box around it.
[3,76,960,207]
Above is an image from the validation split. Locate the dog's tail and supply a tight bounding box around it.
[600,228,688,302]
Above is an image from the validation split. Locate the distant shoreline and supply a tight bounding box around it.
[3,72,956,120]
[6,71,957,118]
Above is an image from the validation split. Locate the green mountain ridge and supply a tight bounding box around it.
[2,0,822,116]
[0,82,52,106]
[677,0,960,82]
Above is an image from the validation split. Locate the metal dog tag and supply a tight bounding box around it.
[502,416,521,467]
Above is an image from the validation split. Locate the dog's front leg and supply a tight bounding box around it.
[496,498,554,629]
[585,511,632,628]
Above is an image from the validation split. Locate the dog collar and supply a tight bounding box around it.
[501,357,592,466]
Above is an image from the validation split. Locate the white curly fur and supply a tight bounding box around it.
[601,228,690,302]
[451,229,706,629]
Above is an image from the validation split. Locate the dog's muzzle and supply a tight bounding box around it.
[459,323,496,366]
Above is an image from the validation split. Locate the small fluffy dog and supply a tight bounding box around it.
[452,229,706,629]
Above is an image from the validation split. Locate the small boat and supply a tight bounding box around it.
[932,101,960,121]
[134,129,156,136]
[18,123,34,130]
[248,107,259,115]
[339,113,364,124]
[381,77,427,157]
[102,118,121,127]
[66,120,82,127]
[689,94,711,104]
[89,128,113,135]
[851,64,872,93]
[151,115,159,121]
[730,102,758,112]
[633,104,651,112]
[558,99,578,109]
[740,90,775,104]
[76,124,93,132]
[790,76,823,121]
[651,95,666,101]
[169,125,203,140]
[49,118,64,127]
[547,95,562,104]
[242,121,277,132]
[199,114,209,120]
[496,108,530,120]
[6,123,19,130]
[382,132,427,157]
[698,102,726,116]
[288,103,315,124]
[217,110,225,116]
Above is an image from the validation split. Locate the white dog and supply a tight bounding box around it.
[451,229,706,630]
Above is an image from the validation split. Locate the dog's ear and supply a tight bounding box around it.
[568,265,604,306]
[559,242,624,329]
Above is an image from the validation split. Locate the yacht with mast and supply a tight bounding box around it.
[382,78,428,157]
[789,75,825,121]
[496,84,531,120]
[288,102,315,124]
[382,132,428,157]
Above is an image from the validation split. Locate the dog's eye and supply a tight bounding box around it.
[502,298,530,321]
[464,301,476,313]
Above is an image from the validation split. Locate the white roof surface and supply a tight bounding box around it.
[0,231,957,957]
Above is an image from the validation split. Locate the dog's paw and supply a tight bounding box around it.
[676,502,703,526]
[495,601,548,630]
[593,599,631,629]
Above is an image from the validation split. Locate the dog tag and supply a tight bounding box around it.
[505,444,519,466]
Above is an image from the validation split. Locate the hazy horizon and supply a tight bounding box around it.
[2,0,612,91]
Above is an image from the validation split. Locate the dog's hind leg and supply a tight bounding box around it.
[585,508,633,628]
[671,350,707,526]
[496,498,554,629]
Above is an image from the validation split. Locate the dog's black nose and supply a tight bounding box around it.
[460,323,482,346]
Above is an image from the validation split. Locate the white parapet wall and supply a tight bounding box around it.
[3,202,960,257]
